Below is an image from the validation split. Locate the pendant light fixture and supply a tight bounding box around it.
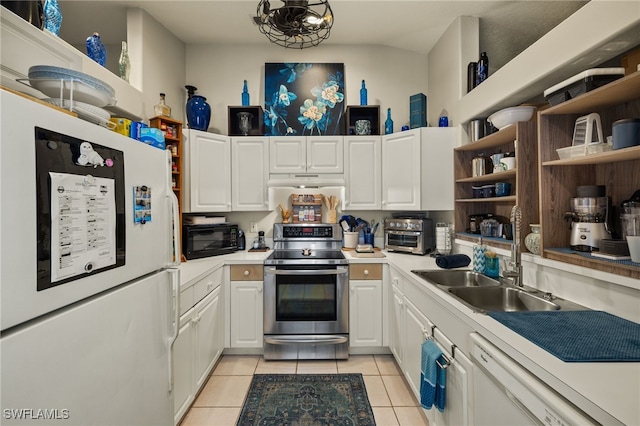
[254,0,333,49]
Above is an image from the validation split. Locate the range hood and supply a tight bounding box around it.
[268,173,345,188]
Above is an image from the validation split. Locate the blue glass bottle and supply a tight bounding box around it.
[43,0,62,36]
[86,33,107,67]
[476,52,489,85]
[241,80,250,106]
[385,108,394,135]
[360,80,367,106]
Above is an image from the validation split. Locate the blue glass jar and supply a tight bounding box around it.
[86,33,106,67]
[43,0,62,36]
[185,85,211,131]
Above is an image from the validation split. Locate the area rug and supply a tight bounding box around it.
[236,374,375,425]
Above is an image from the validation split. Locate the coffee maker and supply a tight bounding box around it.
[564,186,611,252]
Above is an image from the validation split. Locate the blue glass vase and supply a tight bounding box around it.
[185,86,211,131]
[43,0,62,36]
[86,33,106,67]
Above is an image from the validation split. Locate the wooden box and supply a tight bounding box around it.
[228,106,264,136]
[345,105,380,135]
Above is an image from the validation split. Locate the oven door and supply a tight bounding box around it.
[263,265,348,335]
[385,230,425,254]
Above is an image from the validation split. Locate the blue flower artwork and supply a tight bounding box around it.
[264,63,345,136]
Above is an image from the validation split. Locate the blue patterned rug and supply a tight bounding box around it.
[236,374,375,425]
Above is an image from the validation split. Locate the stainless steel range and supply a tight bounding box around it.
[263,223,349,360]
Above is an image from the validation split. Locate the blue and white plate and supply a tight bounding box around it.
[44,98,113,129]
[28,65,116,107]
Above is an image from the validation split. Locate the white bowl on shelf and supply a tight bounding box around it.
[488,106,536,130]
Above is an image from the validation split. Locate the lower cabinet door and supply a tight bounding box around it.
[349,280,383,347]
[389,285,404,368]
[402,298,429,397]
[230,281,264,348]
[194,286,223,390]
[173,308,195,425]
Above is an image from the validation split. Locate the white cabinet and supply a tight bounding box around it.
[403,298,429,397]
[173,308,195,425]
[182,129,231,212]
[229,265,264,348]
[173,267,224,425]
[382,130,421,210]
[269,136,343,174]
[420,128,456,211]
[381,128,456,211]
[349,264,383,347]
[193,287,223,390]
[343,136,381,210]
[388,268,404,368]
[231,136,269,211]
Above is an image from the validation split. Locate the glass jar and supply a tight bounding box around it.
[524,224,541,255]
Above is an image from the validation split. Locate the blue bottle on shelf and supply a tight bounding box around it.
[385,108,394,134]
[476,52,489,85]
[86,33,106,67]
[242,80,250,106]
[360,80,367,106]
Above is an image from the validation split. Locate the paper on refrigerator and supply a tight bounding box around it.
[49,172,116,282]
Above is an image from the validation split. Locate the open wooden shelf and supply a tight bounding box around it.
[537,71,640,279]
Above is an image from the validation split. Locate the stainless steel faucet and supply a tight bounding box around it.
[503,205,523,287]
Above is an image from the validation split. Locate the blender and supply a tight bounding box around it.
[564,186,611,252]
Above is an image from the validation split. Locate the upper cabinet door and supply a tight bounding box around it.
[269,136,306,174]
[183,130,231,212]
[232,137,269,211]
[306,136,344,174]
[421,128,456,211]
[344,136,381,210]
[382,130,421,210]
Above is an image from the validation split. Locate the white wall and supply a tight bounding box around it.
[127,8,186,122]
[427,16,478,130]
[185,44,428,135]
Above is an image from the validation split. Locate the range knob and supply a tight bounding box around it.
[403,223,409,229]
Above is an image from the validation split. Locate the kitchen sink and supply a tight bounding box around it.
[412,270,501,288]
[411,269,587,313]
[447,286,561,313]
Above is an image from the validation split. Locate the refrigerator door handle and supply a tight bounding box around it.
[166,150,181,267]
[167,268,180,392]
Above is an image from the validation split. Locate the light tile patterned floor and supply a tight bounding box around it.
[180,354,429,426]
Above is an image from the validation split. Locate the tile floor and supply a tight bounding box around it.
[180,354,429,426]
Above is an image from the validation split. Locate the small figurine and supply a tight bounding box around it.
[77,142,104,167]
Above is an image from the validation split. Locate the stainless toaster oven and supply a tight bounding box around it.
[384,217,435,255]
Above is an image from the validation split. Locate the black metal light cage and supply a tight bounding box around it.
[255,0,333,49]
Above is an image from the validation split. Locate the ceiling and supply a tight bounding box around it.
[59,1,587,70]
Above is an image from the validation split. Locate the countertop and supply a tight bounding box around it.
[178,249,639,425]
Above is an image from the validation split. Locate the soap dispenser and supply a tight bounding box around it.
[473,237,486,274]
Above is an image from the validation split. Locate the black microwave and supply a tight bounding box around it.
[182,223,239,260]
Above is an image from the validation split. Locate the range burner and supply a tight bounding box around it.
[264,249,347,265]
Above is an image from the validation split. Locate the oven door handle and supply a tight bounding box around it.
[264,335,349,345]
[386,230,421,236]
[264,268,348,276]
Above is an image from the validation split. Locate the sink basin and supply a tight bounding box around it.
[448,286,561,313]
[412,269,501,288]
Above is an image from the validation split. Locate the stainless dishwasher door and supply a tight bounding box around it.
[470,333,596,426]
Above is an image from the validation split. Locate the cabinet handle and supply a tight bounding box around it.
[364,269,369,276]
[207,280,213,289]
[351,287,355,294]
[257,287,263,293]
[244,270,250,276]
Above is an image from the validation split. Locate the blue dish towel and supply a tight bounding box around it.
[420,339,447,412]
[435,254,471,269]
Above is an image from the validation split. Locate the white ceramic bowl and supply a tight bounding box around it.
[488,106,536,130]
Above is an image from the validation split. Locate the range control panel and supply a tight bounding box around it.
[282,225,333,238]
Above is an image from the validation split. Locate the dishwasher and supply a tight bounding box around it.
[470,333,596,425]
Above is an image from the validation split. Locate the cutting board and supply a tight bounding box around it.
[488,310,640,362]
[1,85,78,117]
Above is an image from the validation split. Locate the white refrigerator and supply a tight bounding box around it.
[0,91,179,425]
